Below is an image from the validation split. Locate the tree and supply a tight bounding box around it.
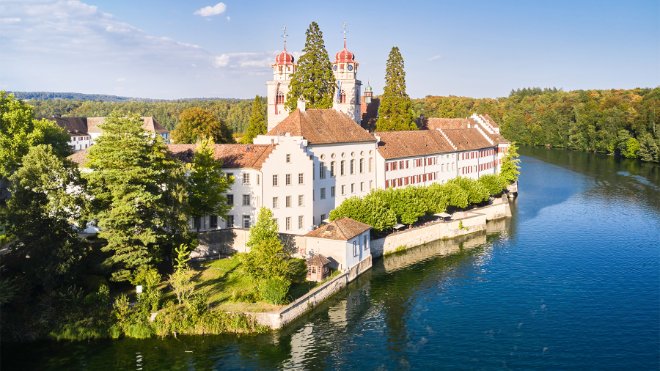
[169,244,195,305]
[285,22,335,111]
[186,138,232,227]
[241,96,267,144]
[500,142,521,184]
[0,91,70,180]
[638,132,659,162]
[171,107,234,144]
[85,112,189,282]
[3,145,87,287]
[241,208,295,281]
[376,47,416,131]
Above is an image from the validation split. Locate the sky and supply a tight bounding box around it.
[0,0,658,99]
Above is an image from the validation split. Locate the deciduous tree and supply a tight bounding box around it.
[172,107,234,144]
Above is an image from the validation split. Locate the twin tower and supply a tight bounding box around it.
[266,34,367,131]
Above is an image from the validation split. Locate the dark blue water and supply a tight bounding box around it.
[4,148,660,370]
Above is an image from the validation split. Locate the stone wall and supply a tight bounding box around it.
[192,228,250,259]
[250,255,373,329]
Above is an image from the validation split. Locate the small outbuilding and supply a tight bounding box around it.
[306,254,331,282]
[305,218,372,272]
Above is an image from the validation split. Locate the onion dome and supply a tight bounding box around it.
[335,43,355,63]
[275,50,294,65]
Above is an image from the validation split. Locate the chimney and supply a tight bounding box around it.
[297,99,306,112]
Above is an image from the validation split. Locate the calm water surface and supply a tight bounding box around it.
[4,148,660,370]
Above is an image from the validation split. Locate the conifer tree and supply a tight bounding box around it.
[85,112,188,282]
[285,22,335,111]
[241,96,267,144]
[186,137,232,224]
[376,47,417,131]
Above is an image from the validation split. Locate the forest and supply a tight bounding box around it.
[20,87,660,162]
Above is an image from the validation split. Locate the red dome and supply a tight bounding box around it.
[335,47,355,63]
[275,50,294,65]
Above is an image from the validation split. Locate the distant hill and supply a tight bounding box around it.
[9,91,139,102]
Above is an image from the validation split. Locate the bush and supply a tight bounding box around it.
[259,277,290,305]
[478,174,507,196]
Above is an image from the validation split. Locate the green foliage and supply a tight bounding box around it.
[4,145,87,287]
[132,266,162,312]
[414,87,660,162]
[171,106,234,144]
[169,268,195,305]
[258,276,291,305]
[500,142,521,184]
[285,22,335,111]
[448,177,490,205]
[241,208,296,281]
[329,194,397,232]
[186,138,232,221]
[174,244,192,271]
[85,112,189,282]
[638,132,660,162]
[241,95,267,144]
[0,91,70,179]
[376,47,416,131]
[478,174,507,196]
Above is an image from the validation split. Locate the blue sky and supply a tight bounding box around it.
[0,0,658,99]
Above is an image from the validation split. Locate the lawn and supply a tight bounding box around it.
[187,255,332,313]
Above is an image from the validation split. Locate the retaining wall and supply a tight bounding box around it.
[250,255,372,329]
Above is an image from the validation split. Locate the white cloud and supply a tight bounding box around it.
[213,52,279,69]
[0,17,21,24]
[194,2,227,17]
[428,54,443,61]
[213,54,230,67]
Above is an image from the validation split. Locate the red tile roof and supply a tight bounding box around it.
[426,118,471,130]
[438,128,493,151]
[375,130,454,159]
[168,144,275,169]
[268,109,376,145]
[306,217,371,240]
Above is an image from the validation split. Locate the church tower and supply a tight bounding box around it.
[332,25,362,123]
[267,27,296,131]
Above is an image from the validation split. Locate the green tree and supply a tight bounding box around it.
[376,47,416,131]
[3,145,87,287]
[241,208,295,281]
[638,132,659,162]
[85,112,189,282]
[241,96,267,144]
[169,244,195,305]
[500,142,521,184]
[171,107,234,144]
[285,22,335,111]
[0,91,70,179]
[186,138,232,227]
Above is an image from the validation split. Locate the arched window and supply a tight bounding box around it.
[339,90,346,104]
[276,91,285,105]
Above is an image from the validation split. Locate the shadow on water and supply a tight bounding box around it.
[520,147,660,214]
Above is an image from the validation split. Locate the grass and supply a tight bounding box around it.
[183,254,332,313]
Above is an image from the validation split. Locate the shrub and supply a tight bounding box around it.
[259,277,290,305]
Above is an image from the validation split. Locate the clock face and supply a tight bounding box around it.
[333,65,337,71]
[347,64,354,71]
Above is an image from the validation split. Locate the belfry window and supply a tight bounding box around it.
[339,90,346,104]
[276,92,285,105]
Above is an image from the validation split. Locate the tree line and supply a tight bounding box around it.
[414,87,660,162]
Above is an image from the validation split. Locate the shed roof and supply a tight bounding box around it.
[306,217,371,241]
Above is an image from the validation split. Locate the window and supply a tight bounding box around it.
[330,161,335,177]
[351,183,355,193]
[298,173,304,184]
[242,173,250,185]
[360,182,364,192]
[353,241,358,257]
[226,215,234,228]
[298,215,304,229]
[242,215,250,228]
[276,91,284,104]
[363,235,368,250]
[226,172,233,180]
[359,158,364,173]
[193,217,201,230]
[331,186,335,197]
[339,90,346,104]
[286,154,291,163]
[320,188,326,199]
[369,158,373,172]
[298,194,304,206]
[272,174,278,186]
[272,197,278,208]
[321,213,327,222]
[286,196,291,207]
[257,174,260,185]
[350,159,354,174]
[210,215,218,229]
[341,185,346,195]
[340,160,345,176]
[286,174,291,185]
[242,194,250,206]
[227,194,234,206]
[319,162,326,179]
[285,217,291,231]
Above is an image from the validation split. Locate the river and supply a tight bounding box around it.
[3,147,659,370]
